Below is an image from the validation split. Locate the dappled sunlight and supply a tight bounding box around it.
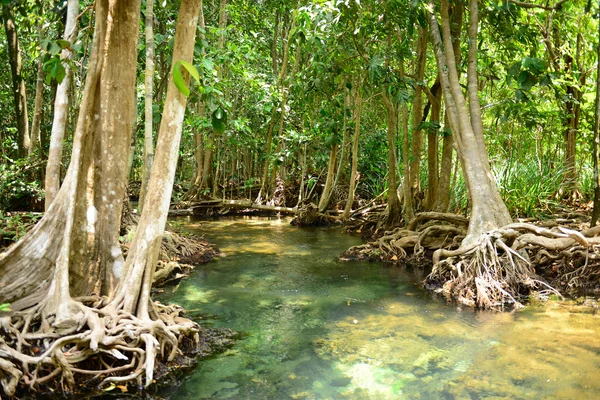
[160,217,600,399]
[183,286,218,303]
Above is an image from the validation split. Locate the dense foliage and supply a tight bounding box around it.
[0,0,598,218]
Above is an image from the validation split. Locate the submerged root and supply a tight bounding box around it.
[0,299,201,397]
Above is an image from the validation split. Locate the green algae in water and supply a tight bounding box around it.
[160,216,600,399]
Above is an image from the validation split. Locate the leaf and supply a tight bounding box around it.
[173,61,190,97]
[201,58,214,72]
[179,60,200,84]
[49,41,62,55]
[211,108,228,134]
[522,57,546,75]
[104,383,116,392]
[54,64,66,84]
[56,39,71,49]
[117,385,128,393]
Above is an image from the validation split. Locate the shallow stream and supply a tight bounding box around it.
[160,216,600,399]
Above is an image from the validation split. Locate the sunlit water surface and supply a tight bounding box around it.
[159,216,600,399]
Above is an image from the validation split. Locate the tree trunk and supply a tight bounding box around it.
[30,22,45,156]
[433,1,462,213]
[333,92,350,191]
[45,0,79,210]
[426,79,442,209]
[342,79,362,220]
[429,0,511,244]
[408,25,428,200]
[0,0,205,394]
[383,92,402,226]
[188,1,207,198]
[3,4,30,158]
[0,0,113,311]
[434,120,454,212]
[399,59,415,222]
[115,0,201,316]
[257,8,297,202]
[269,45,302,199]
[591,0,600,226]
[139,0,156,211]
[271,8,280,77]
[318,144,338,212]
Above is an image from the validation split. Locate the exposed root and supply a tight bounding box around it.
[426,222,600,309]
[291,203,339,227]
[159,231,219,265]
[120,230,219,287]
[427,230,539,309]
[153,261,194,286]
[340,212,466,262]
[0,299,202,397]
[340,213,600,309]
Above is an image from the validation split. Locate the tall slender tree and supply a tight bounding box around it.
[45,0,79,209]
[591,0,600,226]
[3,3,30,158]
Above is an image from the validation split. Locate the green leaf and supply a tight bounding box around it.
[49,41,62,55]
[55,64,66,84]
[179,60,200,84]
[56,39,71,49]
[211,108,227,134]
[201,58,214,72]
[173,61,190,97]
[522,57,545,75]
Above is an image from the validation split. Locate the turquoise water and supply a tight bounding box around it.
[160,216,600,399]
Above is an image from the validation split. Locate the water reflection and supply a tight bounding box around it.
[160,216,600,399]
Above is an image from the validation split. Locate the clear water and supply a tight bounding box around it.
[160,216,600,399]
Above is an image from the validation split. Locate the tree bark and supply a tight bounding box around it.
[433,2,461,213]
[383,91,402,226]
[114,0,201,315]
[429,0,511,244]
[591,0,600,226]
[139,0,156,211]
[30,22,45,156]
[342,79,362,220]
[0,2,205,392]
[45,0,79,210]
[408,25,428,199]
[318,144,338,212]
[434,119,454,212]
[0,0,112,311]
[3,4,30,158]
[426,79,441,209]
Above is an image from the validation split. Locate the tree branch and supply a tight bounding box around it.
[507,0,569,11]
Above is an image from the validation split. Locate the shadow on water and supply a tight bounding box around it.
[158,216,600,400]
